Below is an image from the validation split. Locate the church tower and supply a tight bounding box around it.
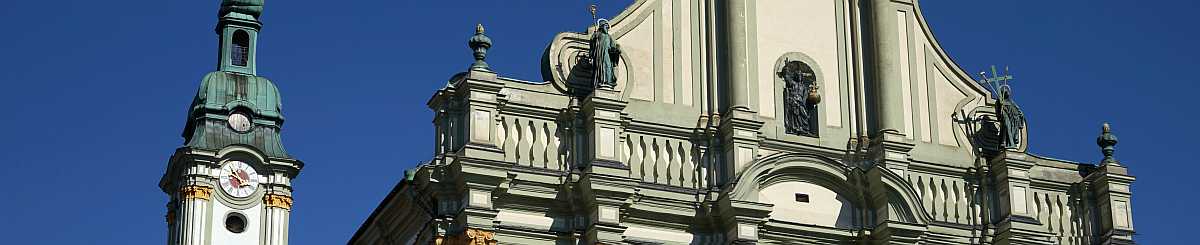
[160,1,302,245]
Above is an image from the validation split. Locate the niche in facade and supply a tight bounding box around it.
[776,53,821,137]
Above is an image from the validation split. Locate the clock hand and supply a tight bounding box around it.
[234,172,254,187]
[230,172,248,186]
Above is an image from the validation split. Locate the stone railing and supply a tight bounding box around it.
[624,132,704,189]
[495,115,568,171]
[906,172,979,225]
[1030,188,1085,245]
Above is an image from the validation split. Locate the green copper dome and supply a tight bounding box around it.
[220,0,264,18]
[182,71,289,158]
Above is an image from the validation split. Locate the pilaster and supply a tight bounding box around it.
[989,151,1054,245]
[176,185,213,245]
[579,174,636,245]
[459,69,506,161]
[719,109,763,186]
[581,88,629,175]
[1088,163,1136,245]
[865,162,927,244]
[262,193,293,245]
[865,0,913,133]
[715,197,772,244]
[576,88,635,244]
[722,0,754,112]
[872,130,913,175]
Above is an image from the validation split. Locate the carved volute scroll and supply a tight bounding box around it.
[543,30,630,97]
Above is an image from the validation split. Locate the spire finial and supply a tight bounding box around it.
[468,23,493,71]
[1097,122,1119,165]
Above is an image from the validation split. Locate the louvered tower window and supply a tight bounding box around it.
[231,30,250,67]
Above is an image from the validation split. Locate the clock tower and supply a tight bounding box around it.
[160,1,303,245]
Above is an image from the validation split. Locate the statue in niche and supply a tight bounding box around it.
[780,60,820,136]
[591,19,621,89]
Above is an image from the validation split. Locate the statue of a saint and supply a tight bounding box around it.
[998,86,1025,149]
[591,19,621,89]
[781,60,818,136]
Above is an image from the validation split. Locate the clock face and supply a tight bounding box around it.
[218,161,261,198]
[228,112,252,133]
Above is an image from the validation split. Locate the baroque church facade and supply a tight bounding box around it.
[154,1,1137,245]
[348,0,1136,244]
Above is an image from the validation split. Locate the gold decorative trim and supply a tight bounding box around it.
[179,186,213,200]
[264,194,294,210]
[433,228,496,245]
[464,228,496,245]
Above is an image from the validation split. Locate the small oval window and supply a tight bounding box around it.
[225,212,247,233]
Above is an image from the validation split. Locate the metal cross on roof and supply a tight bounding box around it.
[978,65,1013,94]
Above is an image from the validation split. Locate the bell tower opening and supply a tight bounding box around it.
[231,30,250,67]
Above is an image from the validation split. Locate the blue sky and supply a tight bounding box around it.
[0,0,1194,244]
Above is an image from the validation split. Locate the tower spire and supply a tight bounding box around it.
[216,0,265,75]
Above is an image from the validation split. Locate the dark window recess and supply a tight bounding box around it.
[231,30,250,67]
[225,213,246,233]
[795,193,810,203]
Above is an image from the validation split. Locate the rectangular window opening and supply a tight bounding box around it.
[795,193,810,203]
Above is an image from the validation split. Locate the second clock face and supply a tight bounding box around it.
[218,160,261,198]
[228,112,252,133]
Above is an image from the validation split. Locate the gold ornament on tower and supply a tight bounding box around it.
[807,82,821,105]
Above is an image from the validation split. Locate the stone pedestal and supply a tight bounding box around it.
[989,152,1054,245]
[719,109,763,185]
[581,88,628,175]
[1088,163,1136,245]
[716,198,772,244]
[458,69,506,160]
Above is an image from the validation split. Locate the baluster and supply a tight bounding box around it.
[503,118,517,163]
[664,139,676,185]
[678,142,691,187]
[939,179,949,222]
[633,136,645,181]
[915,177,927,216]
[495,116,507,151]
[527,121,539,167]
[544,121,556,169]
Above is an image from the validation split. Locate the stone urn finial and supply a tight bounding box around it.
[468,24,493,70]
[1097,122,1119,165]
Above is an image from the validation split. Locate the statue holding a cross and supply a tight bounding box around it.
[979,66,1025,150]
